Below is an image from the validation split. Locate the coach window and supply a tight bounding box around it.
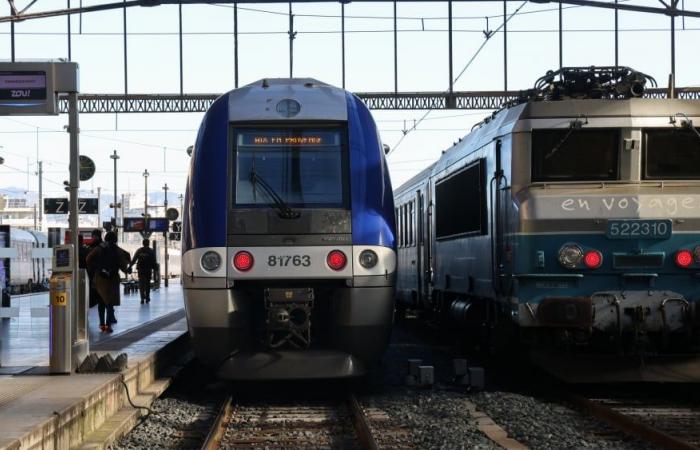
[435,159,487,240]
[403,204,408,247]
[531,129,619,182]
[643,128,700,179]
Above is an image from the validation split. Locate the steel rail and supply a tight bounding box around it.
[347,394,380,450]
[569,394,698,450]
[56,87,700,113]
[200,396,233,450]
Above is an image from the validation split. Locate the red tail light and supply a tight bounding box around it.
[233,251,254,271]
[326,250,347,271]
[583,250,603,269]
[675,249,693,268]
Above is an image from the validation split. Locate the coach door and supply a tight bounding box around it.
[490,139,509,297]
[422,183,434,303]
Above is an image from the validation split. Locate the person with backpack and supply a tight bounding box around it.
[128,239,156,304]
[86,231,130,333]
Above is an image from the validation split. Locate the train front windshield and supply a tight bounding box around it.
[234,128,348,208]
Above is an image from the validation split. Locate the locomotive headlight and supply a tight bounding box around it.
[693,246,700,263]
[558,244,583,269]
[200,251,221,272]
[359,250,379,269]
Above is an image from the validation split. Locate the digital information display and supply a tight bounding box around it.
[123,217,169,232]
[55,248,70,268]
[239,130,340,147]
[0,71,47,101]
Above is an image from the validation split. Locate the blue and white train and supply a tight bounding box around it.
[182,78,396,380]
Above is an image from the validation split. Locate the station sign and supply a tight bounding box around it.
[44,198,98,215]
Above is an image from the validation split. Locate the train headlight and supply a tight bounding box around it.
[558,244,583,269]
[233,251,254,272]
[359,250,378,269]
[693,246,700,263]
[327,250,347,271]
[201,251,221,272]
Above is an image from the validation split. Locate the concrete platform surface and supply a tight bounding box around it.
[0,313,189,450]
[0,284,185,368]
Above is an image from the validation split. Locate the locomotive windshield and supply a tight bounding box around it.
[531,128,619,182]
[234,128,348,208]
[644,128,700,179]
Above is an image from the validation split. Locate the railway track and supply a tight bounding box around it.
[570,392,700,450]
[201,393,413,449]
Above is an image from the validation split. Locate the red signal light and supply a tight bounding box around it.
[233,251,254,271]
[583,250,603,269]
[326,250,347,271]
[675,249,693,268]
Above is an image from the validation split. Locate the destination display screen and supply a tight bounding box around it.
[239,130,340,147]
[0,71,47,101]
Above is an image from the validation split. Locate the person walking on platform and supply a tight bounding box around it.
[85,229,105,313]
[86,231,130,333]
[128,239,156,304]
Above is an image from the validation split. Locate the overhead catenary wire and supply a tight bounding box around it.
[388,0,529,157]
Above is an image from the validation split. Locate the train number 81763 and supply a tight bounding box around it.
[267,255,311,267]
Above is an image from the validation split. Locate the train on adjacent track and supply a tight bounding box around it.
[395,67,700,355]
[0,225,50,301]
[182,78,396,379]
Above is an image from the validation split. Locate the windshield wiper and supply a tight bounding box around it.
[544,115,588,160]
[249,169,301,220]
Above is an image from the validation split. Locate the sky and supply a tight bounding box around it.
[0,0,698,207]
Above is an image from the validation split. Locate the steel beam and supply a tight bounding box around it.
[2,0,700,23]
[57,88,700,113]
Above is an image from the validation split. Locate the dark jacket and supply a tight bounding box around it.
[130,247,156,274]
[86,240,103,308]
[86,242,130,306]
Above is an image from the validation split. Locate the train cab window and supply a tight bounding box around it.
[436,159,487,240]
[234,128,348,208]
[644,128,700,179]
[531,129,619,182]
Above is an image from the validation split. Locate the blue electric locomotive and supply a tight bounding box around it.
[395,67,700,358]
[182,78,396,380]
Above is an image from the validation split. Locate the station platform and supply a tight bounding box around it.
[0,285,189,450]
[0,284,185,368]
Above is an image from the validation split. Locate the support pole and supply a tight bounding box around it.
[122,0,128,94]
[163,183,169,288]
[68,91,80,370]
[67,0,72,61]
[178,0,183,96]
[121,193,125,242]
[38,161,43,231]
[288,1,294,78]
[558,0,563,71]
[341,2,346,89]
[393,0,398,94]
[233,2,239,88]
[10,14,15,62]
[671,6,676,93]
[448,0,453,93]
[110,150,119,227]
[614,0,619,68]
[503,0,508,91]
